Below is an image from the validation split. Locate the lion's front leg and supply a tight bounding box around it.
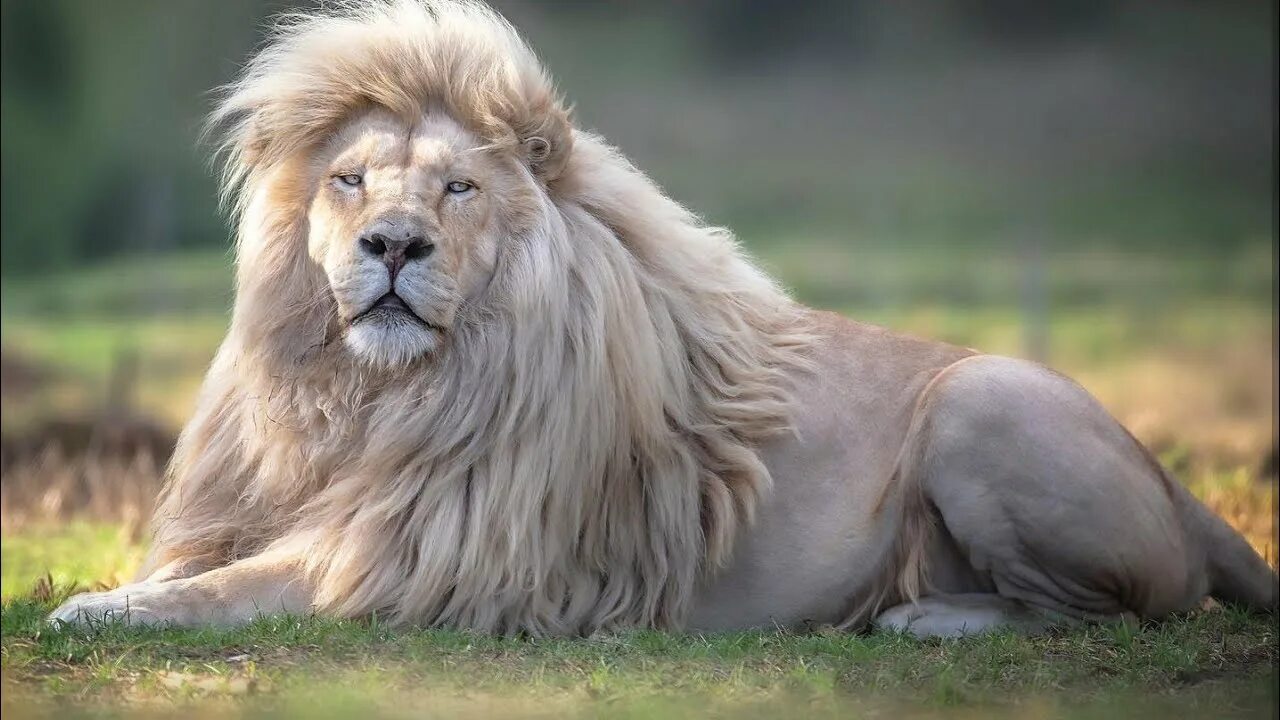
[48,550,313,628]
[136,556,217,584]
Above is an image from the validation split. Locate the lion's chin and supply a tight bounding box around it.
[345,316,441,368]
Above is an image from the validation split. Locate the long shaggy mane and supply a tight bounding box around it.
[146,0,814,634]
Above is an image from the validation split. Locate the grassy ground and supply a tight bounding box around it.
[2,579,1276,719]
[2,617,1276,720]
[0,524,147,600]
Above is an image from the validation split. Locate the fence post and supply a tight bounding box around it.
[1021,230,1049,364]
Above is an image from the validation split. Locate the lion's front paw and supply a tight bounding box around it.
[47,583,183,628]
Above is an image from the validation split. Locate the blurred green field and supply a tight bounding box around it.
[0,523,145,599]
[3,241,1273,466]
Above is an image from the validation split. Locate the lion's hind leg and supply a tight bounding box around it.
[874,593,1100,638]
[906,355,1270,627]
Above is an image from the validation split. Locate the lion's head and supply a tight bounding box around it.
[308,109,542,366]
[153,0,814,632]
[209,0,574,373]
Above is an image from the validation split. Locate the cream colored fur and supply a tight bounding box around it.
[57,0,810,634]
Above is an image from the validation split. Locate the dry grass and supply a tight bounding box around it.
[1186,471,1278,568]
[0,447,160,537]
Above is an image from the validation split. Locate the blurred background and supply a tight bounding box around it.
[0,0,1274,595]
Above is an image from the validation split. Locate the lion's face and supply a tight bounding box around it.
[307,109,527,367]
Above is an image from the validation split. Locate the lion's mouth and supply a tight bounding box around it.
[353,292,440,331]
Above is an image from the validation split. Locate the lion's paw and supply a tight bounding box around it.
[47,583,180,628]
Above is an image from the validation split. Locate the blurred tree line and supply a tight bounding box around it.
[1,0,284,273]
[2,0,1272,276]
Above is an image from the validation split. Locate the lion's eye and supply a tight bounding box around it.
[446,180,474,194]
[336,173,363,187]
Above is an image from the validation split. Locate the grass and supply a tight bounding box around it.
[0,523,147,601]
[1,515,1276,718]
[0,315,226,430]
[1,590,1276,719]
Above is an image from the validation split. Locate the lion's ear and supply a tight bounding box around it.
[519,106,573,182]
[523,136,551,164]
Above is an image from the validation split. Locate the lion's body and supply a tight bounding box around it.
[51,0,1276,635]
[690,313,1276,632]
[690,312,974,630]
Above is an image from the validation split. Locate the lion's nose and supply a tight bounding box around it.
[359,226,435,280]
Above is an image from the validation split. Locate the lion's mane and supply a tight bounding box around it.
[147,0,813,633]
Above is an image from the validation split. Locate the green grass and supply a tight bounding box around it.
[751,238,1273,312]
[0,317,227,384]
[1,526,1277,719]
[0,250,234,320]
[0,314,227,430]
[0,242,1272,433]
[0,523,146,601]
[2,597,1276,719]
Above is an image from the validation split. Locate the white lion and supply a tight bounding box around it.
[51,0,1276,637]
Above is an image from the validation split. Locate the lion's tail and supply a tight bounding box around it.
[835,387,941,630]
[1168,476,1278,610]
